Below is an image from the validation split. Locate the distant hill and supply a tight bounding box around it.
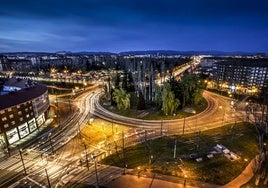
[0,50,264,56]
[118,50,259,56]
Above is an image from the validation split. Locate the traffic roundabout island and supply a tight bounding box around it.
[88,90,260,187]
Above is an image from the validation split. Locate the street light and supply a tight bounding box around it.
[219,105,225,126]
[182,117,186,135]
[19,149,27,175]
[45,168,51,188]
[82,138,89,171]
[48,133,54,155]
[91,154,99,188]
[193,110,197,132]
[184,174,187,187]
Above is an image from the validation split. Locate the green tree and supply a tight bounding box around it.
[122,71,128,91]
[162,83,180,115]
[154,85,163,108]
[169,73,205,107]
[193,90,203,105]
[113,88,131,110]
[114,72,121,89]
[137,91,146,110]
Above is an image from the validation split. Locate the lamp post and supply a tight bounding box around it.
[19,149,27,175]
[45,168,51,188]
[83,138,89,171]
[122,131,126,175]
[184,174,187,187]
[91,154,99,188]
[182,117,186,135]
[219,105,225,126]
[193,110,197,132]
[48,133,54,155]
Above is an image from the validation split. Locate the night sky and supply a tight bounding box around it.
[0,0,268,53]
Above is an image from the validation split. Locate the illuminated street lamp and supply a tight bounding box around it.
[45,168,51,188]
[82,138,89,171]
[19,149,27,175]
[184,174,187,187]
[219,105,225,126]
[48,133,54,154]
[91,154,99,188]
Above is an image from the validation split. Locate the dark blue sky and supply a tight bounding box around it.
[0,0,268,53]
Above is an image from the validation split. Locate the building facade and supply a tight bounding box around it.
[211,58,268,94]
[0,78,50,155]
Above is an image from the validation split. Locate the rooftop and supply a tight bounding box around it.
[0,78,48,110]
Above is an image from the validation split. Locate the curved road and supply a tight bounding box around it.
[91,89,244,135]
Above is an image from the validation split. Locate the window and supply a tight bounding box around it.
[0,110,4,114]
[11,121,15,125]
[2,117,7,121]
[9,114,14,118]
[4,124,8,128]
[18,111,22,115]
[8,108,12,112]
[20,117,23,121]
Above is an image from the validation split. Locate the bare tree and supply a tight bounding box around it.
[252,88,268,185]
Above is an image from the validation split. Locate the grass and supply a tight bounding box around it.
[101,96,208,120]
[101,123,259,185]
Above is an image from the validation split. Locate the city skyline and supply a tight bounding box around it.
[0,0,268,53]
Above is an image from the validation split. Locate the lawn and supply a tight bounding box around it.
[101,123,259,185]
[100,95,208,120]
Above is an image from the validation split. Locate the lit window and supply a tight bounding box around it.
[4,124,8,128]
[8,108,12,112]
[18,111,22,115]
[0,110,4,114]
[2,117,7,121]
[9,114,14,118]
[20,117,23,121]
[11,121,15,125]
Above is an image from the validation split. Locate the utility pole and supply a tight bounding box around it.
[19,149,27,175]
[160,120,163,137]
[48,133,54,154]
[122,131,126,175]
[45,168,51,188]
[173,139,177,159]
[182,117,186,135]
[92,155,99,188]
[83,141,89,171]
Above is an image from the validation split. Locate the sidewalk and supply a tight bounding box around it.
[106,174,218,188]
[219,158,255,188]
[106,158,256,188]
[106,169,219,188]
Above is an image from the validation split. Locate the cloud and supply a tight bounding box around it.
[0,0,267,52]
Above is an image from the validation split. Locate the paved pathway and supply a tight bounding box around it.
[106,158,256,188]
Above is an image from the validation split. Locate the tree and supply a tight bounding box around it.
[169,73,205,108]
[251,85,268,186]
[114,72,121,89]
[162,83,180,115]
[122,71,128,91]
[113,88,131,110]
[193,90,203,105]
[154,85,163,108]
[137,91,146,110]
